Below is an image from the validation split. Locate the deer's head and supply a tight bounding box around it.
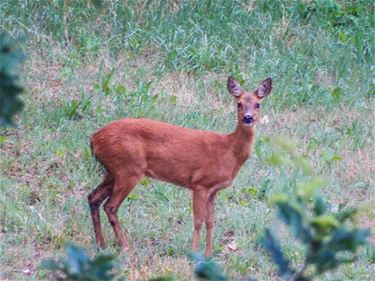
[227,76,272,129]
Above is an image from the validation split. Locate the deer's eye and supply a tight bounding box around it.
[255,103,260,109]
[237,103,242,109]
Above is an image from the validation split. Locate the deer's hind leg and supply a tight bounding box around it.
[88,174,114,248]
[104,170,143,250]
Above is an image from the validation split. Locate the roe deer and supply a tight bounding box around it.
[88,76,272,256]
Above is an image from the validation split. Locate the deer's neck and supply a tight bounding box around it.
[229,124,256,165]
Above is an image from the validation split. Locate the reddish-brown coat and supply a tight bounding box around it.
[92,118,253,190]
[88,76,272,256]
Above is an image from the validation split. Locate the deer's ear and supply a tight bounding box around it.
[256,78,272,98]
[227,76,243,97]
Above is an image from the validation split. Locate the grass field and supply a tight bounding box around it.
[0,1,374,280]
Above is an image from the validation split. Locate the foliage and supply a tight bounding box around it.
[147,277,175,281]
[264,193,370,280]
[42,244,177,281]
[0,33,25,127]
[261,137,371,280]
[42,247,228,281]
[189,252,227,281]
[41,244,117,281]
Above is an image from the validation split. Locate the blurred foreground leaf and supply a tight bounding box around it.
[189,252,227,281]
[263,137,371,280]
[0,33,25,127]
[262,230,294,279]
[41,244,116,281]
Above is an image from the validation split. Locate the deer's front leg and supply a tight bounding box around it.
[205,192,217,256]
[192,187,208,252]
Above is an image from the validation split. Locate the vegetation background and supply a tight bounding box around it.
[0,0,374,280]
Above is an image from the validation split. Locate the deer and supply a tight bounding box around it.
[88,76,272,256]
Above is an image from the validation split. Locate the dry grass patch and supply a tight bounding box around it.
[124,256,193,281]
[340,149,375,184]
[153,72,198,105]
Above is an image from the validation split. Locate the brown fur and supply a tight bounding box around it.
[88,76,272,256]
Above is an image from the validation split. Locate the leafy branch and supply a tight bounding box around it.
[262,136,371,280]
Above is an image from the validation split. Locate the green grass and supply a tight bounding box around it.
[1,0,374,280]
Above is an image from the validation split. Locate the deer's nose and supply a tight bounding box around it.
[243,115,254,124]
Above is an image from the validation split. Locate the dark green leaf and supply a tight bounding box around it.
[327,228,370,253]
[331,87,342,103]
[90,0,104,9]
[148,276,174,281]
[42,244,116,281]
[262,229,294,278]
[276,202,312,243]
[313,197,326,216]
[0,33,25,127]
[41,259,60,271]
[189,252,227,281]
[334,207,357,223]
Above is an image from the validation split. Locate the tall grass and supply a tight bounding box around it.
[2,0,373,107]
